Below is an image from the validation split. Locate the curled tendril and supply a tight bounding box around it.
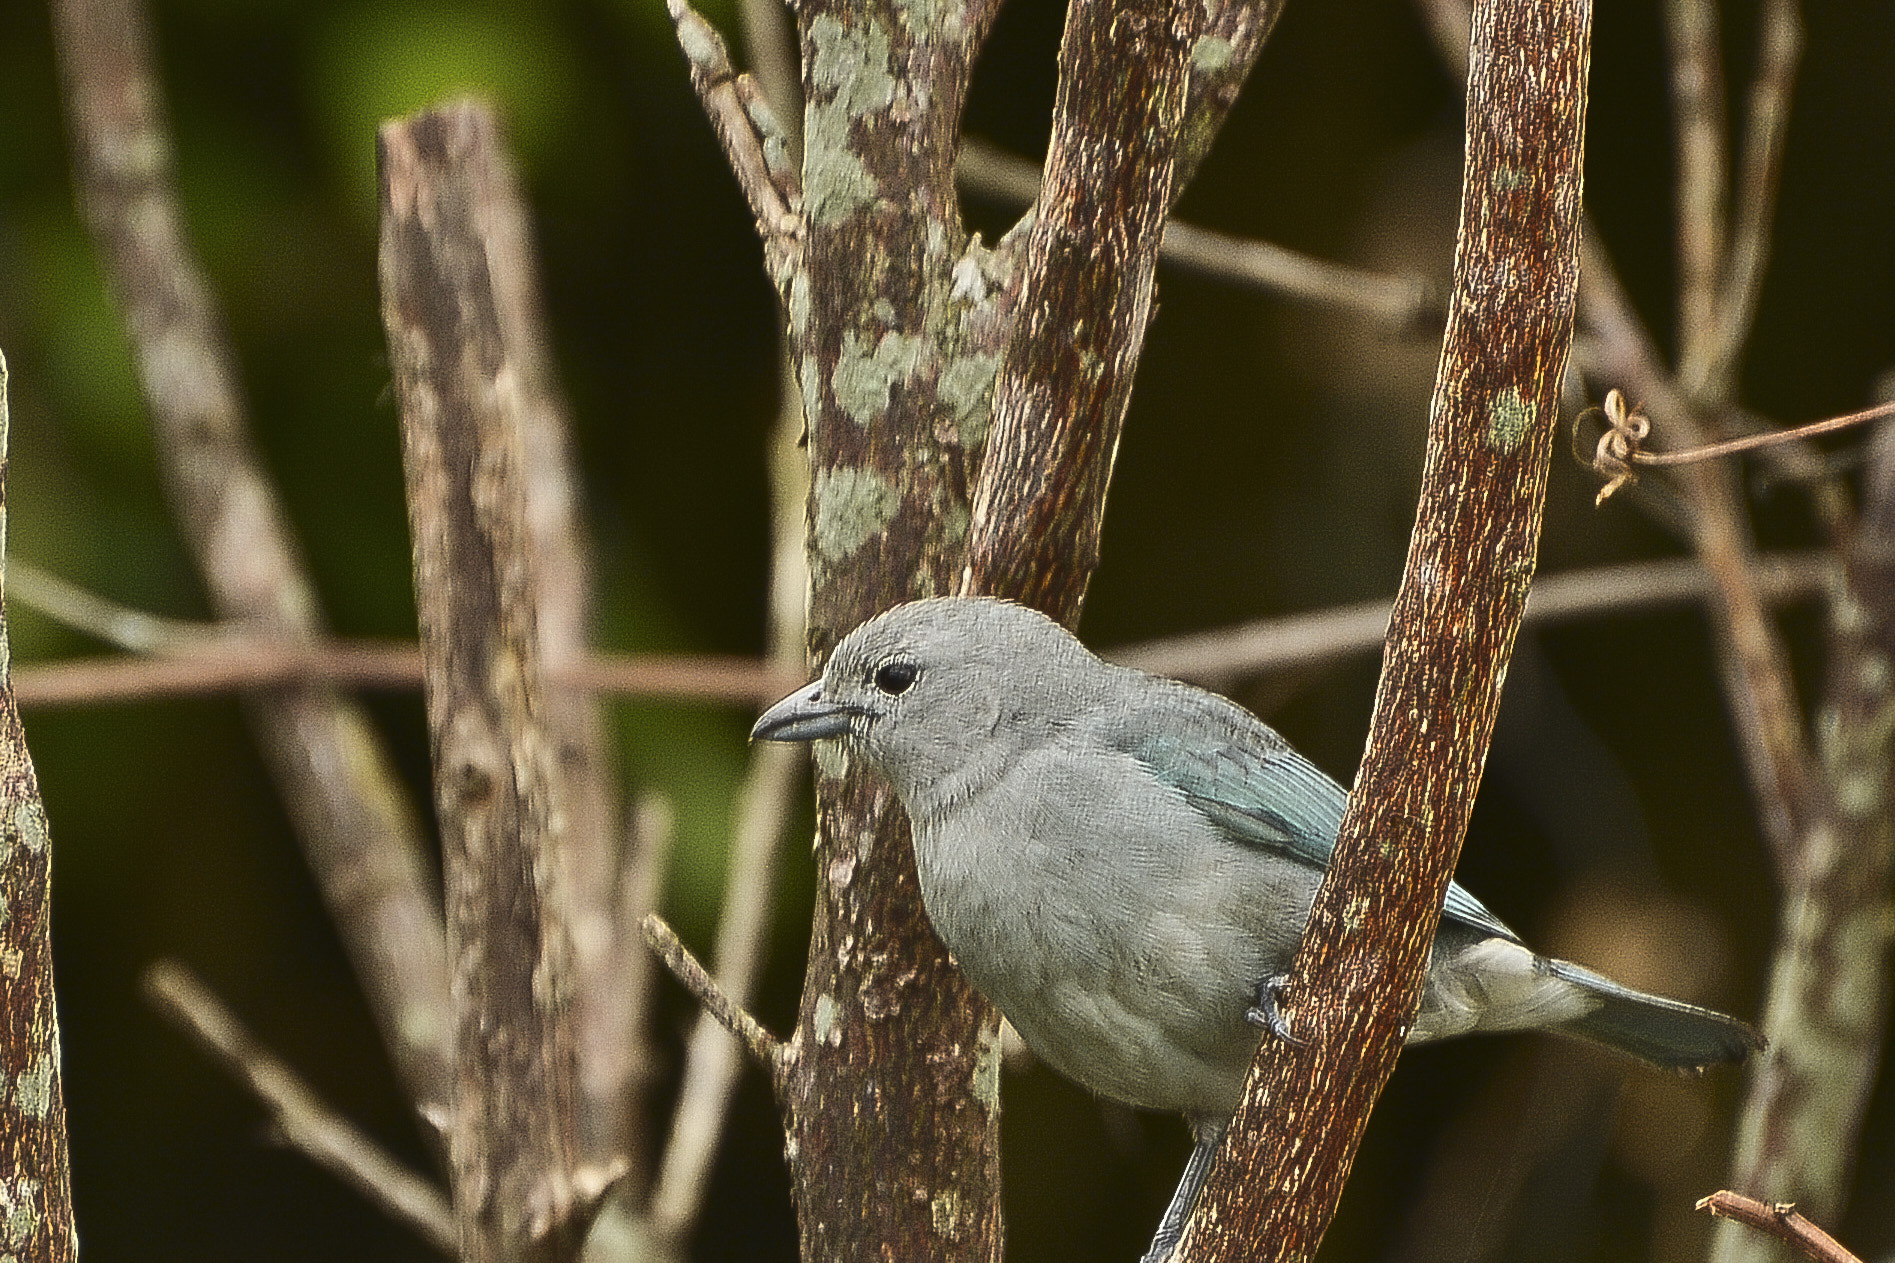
[1573,389,1650,506]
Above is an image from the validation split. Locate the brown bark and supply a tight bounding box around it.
[1176,0,1592,1255]
[0,354,78,1263]
[379,104,588,1262]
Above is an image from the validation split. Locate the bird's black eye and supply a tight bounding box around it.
[873,661,919,695]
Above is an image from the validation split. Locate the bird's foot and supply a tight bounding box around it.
[1246,973,1305,1046]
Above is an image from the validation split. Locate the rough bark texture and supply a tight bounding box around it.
[379,105,582,1263]
[782,0,1008,1254]
[1175,0,1591,1256]
[0,354,78,1263]
[1713,420,1895,1263]
[50,0,453,1124]
[664,0,1282,1252]
[961,0,1202,610]
[470,96,634,1185]
[1172,0,1286,194]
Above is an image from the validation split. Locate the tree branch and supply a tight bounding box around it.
[459,91,635,1187]
[1698,0,1802,405]
[640,916,783,1078]
[956,139,1440,330]
[379,102,586,1261]
[1664,0,1729,392]
[667,0,803,276]
[1177,0,1591,1254]
[142,961,456,1255]
[10,552,1836,710]
[1711,413,1895,1263]
[0,350,78,1263]
[770,0,1013,1249]
[50,0,453,1128]
[1110,551,1833,684]
[960,0,1204,610]
[647,352,810,1251]
[1701,1191,1864,1263]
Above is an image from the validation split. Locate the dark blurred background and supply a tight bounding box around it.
[1,0,1892,1259]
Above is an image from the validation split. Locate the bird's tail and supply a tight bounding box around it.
[1546,958,1763,1072]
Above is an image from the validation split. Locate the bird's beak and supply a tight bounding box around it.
[751,683,859,743]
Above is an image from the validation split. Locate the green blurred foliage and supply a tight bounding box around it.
[0,0,1892,1259]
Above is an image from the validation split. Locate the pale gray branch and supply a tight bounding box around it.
[957,138,1437,329]
[143,961,456,1255]
[51,0,453,1127]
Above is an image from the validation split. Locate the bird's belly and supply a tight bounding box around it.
[912,775,1316,1118]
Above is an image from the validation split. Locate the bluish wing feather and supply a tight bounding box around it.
[1104,679,1520,943]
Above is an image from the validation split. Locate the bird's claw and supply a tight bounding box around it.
[1246,972,1305,1046]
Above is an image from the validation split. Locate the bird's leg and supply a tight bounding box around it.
[1246,972,1305,1046]
[1140,1117,1226,1263]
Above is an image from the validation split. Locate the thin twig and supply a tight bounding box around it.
[9,641,800,711]
[957,138,1439,329]
[1111,552,1833,683]
[648,744,803,1243]
[12,553,1835,710]
[734,0,800,160]
[8,562,209,652]
[641,916,783,1075]
[667,0,801,262]
[1576,237,1827,884]
[609,794,678,1160]
[1699,0,1803,403]
[1699,1192,1863,1263]
[142,961,456,1254]
[1664,0,1730,389]
[51,0,454,1127]
[1582,396,1895,505]
[648,347,809,1248]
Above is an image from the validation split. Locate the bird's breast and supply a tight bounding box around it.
[905,744,1307,1116]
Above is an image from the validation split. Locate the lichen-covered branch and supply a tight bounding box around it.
[1177,0,1591,1255]
[1710,416,1895,1263]
[378,103,588,1262]
[50,0,452,1125]
[779,0,1007,1251]
[0,351,78,1263]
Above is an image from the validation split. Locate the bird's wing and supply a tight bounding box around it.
[1099,679,1520,942]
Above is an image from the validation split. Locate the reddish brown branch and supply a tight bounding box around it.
[960,0,1204,612]
[1700,1191,1863,1263]
[1177,0,1591,1254]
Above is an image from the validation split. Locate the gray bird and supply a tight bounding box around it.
[753,597,1759,1261]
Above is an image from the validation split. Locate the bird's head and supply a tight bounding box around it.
[751,597,1105,812]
